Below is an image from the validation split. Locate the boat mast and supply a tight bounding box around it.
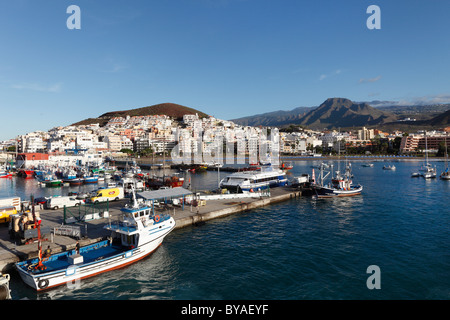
[31,195,46,271]
[444,132,449,172]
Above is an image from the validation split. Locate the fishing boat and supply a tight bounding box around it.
[280,162,293,170]
[146,174,185,190]
[37,172,62,187]
[62,168,77,183]
[0,171,12,178]
[219,164,288,193]
[312,162,363,198]
[84,175,98,184]
[18,169,35,178]
[69,178,84,186]
[45,179,62,187]
[15,190,176,291]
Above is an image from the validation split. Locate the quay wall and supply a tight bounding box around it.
[174,189,302,229]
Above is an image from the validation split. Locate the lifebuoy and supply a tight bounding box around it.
[38,279,49,289]
[154,215,160,223]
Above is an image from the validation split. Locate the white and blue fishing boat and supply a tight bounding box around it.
[219,164,287,193]
[312,162,363,198]
[16,191,175,291]
[84,174,99,184]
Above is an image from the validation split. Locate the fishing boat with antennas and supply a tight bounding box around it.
[312,162,363,198]
[16,188,175,291]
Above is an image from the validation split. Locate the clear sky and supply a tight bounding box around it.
[1,0,450,140]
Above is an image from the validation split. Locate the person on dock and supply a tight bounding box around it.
[43,245,52,258]
[75,241,80,254]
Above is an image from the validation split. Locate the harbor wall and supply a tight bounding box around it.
[174,189,302,229]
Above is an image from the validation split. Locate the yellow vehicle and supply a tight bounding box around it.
[0,206,17,224]
[90,187,124,203]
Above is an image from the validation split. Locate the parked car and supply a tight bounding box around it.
[46,196,84,210]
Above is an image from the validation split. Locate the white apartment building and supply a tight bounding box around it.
[104,135,122,151]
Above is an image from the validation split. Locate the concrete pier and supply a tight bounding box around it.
[0,187,302,273]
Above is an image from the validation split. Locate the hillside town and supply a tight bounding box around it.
[1,111,449,169]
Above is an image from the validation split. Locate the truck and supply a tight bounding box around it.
[90,187,124,203]
[0,206,17,224]
[45,196,84,210]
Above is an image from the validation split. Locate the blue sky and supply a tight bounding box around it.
[1,0,450,140]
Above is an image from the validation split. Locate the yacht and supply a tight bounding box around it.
[219,165,287,193]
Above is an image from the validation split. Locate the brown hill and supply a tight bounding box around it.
[72,103,209,126]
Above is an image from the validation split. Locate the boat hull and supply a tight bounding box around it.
[69,178,84,186]
[315,185,363,198]
[45,180,62,187]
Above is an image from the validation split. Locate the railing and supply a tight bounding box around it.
[64,200,110,224]
[53,224,82,239]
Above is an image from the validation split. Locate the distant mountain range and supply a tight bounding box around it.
[232,98,450,129]
[72,103,208,126]
[71,99,450,131]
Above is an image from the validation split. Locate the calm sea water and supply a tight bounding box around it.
[4,159,450,300]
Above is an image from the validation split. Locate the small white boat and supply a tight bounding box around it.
[361,163,374,167]
[383,165,396,170]
[16,191,175,291]
[441,169,450,180]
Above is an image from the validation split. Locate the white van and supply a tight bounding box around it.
[46,196,84,210]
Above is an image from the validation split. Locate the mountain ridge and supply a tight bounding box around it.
[72,103,209,126]
[232,98,450,129]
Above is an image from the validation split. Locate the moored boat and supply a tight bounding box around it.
[0,171,12,178]
[15,192,176,291]
[280,162,293,170]
[18,169,35,178]
[84,175,98,184]
[69,178,84,186]
[219,164,287,193]
[45,179,62,187]
[312,162,362,198]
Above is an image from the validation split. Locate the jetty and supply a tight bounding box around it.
[0,187,303,273]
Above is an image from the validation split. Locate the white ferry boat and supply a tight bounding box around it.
[219,165,288,193]
[16,193,175,291]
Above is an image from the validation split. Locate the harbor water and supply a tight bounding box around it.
[2,159,449,300]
